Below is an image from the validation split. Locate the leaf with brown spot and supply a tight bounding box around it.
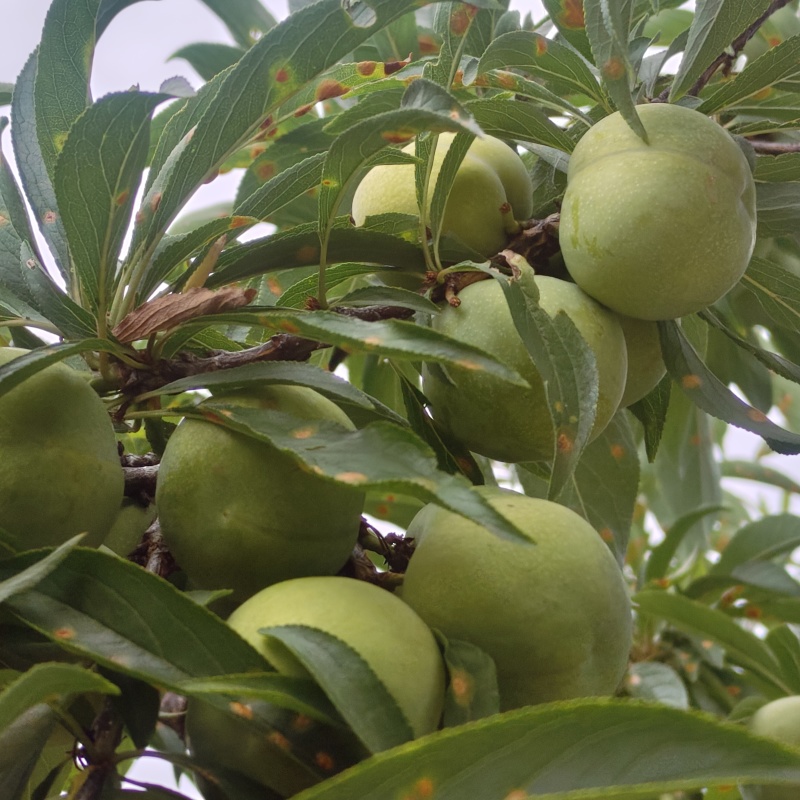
[112,286,257,343]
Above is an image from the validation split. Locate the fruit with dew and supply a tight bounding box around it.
[155,385,365,604]
[227,575,446,739]
[0,347,123,551]
[399,487,632,710]
[746,696,800,799]
[351,132,533,256]
[559,103,757,321]
[617,315,666,407]
[422,275,627,463]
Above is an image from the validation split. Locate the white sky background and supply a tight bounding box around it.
[0,0,798,794]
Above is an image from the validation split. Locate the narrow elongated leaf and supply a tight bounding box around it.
[497,267,598,500]
[335,286,438,314]
[292,700,800,800]
[276,263,401,309]
[0,534,84,599]
[178,673,344,728]
[721,459,800,494]
[699,35,800,113]
[11,51,70,278]
[0,83,12,105]
[263,626,414,753]
[0,338,124,400]
[476,30,608,109]
[644,505,726,583]
[54,91,167,313]
[712,515,800,574]
[195,403,527,542]
[0,548,268,689]
[755,152,800,182]
[659,319,800,454]
[424,2,479,88]
[626,662,690,709]
[136,0,499,266]
[541,0,593,60]
[141,361,396,421]
[756,181,800,237]
[670,0,772,101]
[208,223,428,287]
[635,589,788,691]
[171,42,246,81]
[738,255,800,332]
[584,0,646,140]
[236,151,326,219]
[0,663,119,732]
[466,98,576,153]
[766,625,800,694]
[34,0,101,181]
[196,0,277,47]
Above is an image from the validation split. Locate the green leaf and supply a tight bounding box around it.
[540,0,593,60]
[0,535,84,599]
[291,699,800,800]
[0,548,268,690]
[519,411,640,565]
[634,589,789,692]
[659,318,800,455]
[34,0,101,182]
[209,223,428,287]
[720,459,800,494]
[0,662,119,732]
[334,286,439,314]
[626,662,690,709]
[466,98,576,153]
[766,625,800,694]
[262,626,414,753]
[755,152,800,182]
[141,360,400,423]
[236,151,326,220]
[738,255,800,332]
[196,0,277,47]
[136,0,498,267]
[584,0,647,141]
[424,3,479,88]
[699,35,800,113]
[10,51,71,278]
[756,181,800,237]
[628,373,671,462]
[194,402,527,543]
[712,514,800,574]
[496,267,599,501]
[438,634,500,727]
[171,42,246,80]
[476,30,608,109]
[0,83,12,106]
[670,0,773,101]
[644,505,726,583]
[54,91,167,314]
[276,263,400,309]
[178,672,344,728]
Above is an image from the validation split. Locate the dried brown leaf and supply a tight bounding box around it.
[112,287,257,343]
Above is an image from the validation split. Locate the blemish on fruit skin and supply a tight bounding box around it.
[315,751,336,771]
[229,701,254,720]
[335,471,369,484]
[54,627,75,640]
[681,374,702,390]
[357,60,377,76]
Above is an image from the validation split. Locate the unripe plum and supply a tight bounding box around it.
[422,276,627,463]
[0,347,123,551]
[746,696,800,800]
[156,385,365,604]
[352,132,533,256]
[560,104,757,321]
[399,487,632,710]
